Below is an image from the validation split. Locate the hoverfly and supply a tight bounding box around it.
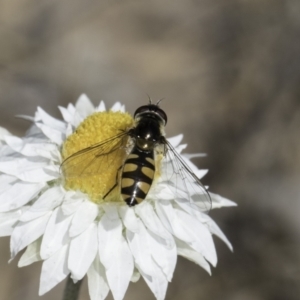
[61,102,211,209]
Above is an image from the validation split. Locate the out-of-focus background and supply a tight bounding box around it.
[1,0,300,299]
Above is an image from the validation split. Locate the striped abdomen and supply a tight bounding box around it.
[121,146,155,206]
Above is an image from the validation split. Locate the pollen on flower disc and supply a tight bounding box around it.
[62,110,134,203]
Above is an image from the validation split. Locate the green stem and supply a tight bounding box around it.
[63,276,83,300]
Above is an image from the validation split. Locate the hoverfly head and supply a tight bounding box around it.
[134,103,167,125]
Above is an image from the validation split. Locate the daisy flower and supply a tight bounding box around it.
[0,95,235,300]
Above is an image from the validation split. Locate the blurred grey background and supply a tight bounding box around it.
[1,0,300,299]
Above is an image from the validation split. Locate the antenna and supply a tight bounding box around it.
[156,98,165,106]
[145,93,152,104]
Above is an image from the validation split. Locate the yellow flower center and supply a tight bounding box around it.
[61,110,134,203]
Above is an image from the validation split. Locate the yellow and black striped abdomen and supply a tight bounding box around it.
[121,146,155,206]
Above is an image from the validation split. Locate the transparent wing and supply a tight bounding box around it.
[61,131,129,179]
[158,138,212,212]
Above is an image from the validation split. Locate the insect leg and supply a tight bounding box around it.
[103,165,122,199]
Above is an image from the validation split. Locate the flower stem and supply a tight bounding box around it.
[63,276,83,300]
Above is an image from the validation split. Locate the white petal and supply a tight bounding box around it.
[126,221,153,276]
[111,102,123,112]
[181,154,199,172]
[171,178,191,195]
[44,164,60,177]
[174,143,187,154]
[58,106,73,123]
[98,208,133,300]
[147,230,177,282]
[102,204,119,219]
[154,201,174,233]
[194,169,208,179]
[210,192,237,209]
[36,141,59,152]
[128,203,176,282]
[183,153,207,160]
[0,126,11,139]
[175,238,211,275]
[106,239,133,300]
[36,107,66,132]
[67,103,76,115]
[0,182,45,212]
[0,174,16,194]
[40,208,72,260]
[175,199,233,250]
[65,123,73,138]
[118,205,140,233]
[59,104,82,128]
[24,124,45,139]
[167,134,183,147]
[4,135,57,157]
[34,146,61,162]
[98,208,123,269]
[61,191,84,215]
[139,263,168,300]
[149,183,175,201]
[174,197,204,216]
[35,123,65,145]
[73,112,84,127]
[69,200,98,237]
[10,212,51,258]
[192,193,214,211]
[130,269,141,282]
[18,238,42,267]
[87,255,109,300]
[156,201,193,241]
[0,209,22,236]
[35,148,62,163]
[157,201,217,266]
[174,208,217,266]
[0,157,57,183]
[20,186,65,222]
[135,201,173,244]
[39,244,69,295]
[95,100,106,112]
[18,165,59,183]
[0,144,15,156]
[69,222,98,280]
[75,94,95,118]
[201,214,233,251]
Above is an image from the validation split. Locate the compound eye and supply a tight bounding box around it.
[134,105,150,118]
[156,108,168,125]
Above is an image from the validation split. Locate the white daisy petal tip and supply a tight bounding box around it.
[96,100,106,112]
[210,193,237,209]
[76,94,93,107]
[75,94,95,118]
[0,98,235,300]
[0,126,12,140]
[110,102,125,112]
